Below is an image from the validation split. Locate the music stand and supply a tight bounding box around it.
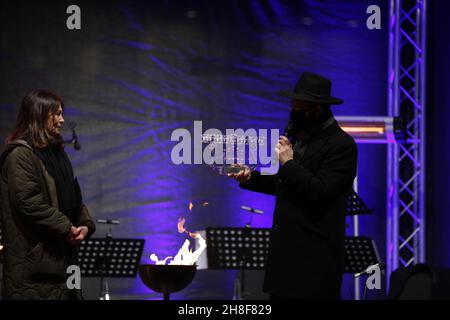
[78,237,145,299]
[344,236,382,300]
[345,189,372,216]
[344,236,380,274]
[205,227,270,299]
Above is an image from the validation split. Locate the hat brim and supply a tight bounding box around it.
[278,90,344,105]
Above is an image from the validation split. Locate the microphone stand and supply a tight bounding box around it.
[233,207,261,300]
[97,219,120,300]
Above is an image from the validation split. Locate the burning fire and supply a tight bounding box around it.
[150,201,207,265]
[150,233,207,266]
[188,201,209,212]
[178,217,198,238]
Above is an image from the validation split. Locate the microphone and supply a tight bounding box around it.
[353,262,386,278]
[96,219,121,225]
[67,121,81,150]
[241,205,264,215]
[74,140,81,150]
[283,118,295,142]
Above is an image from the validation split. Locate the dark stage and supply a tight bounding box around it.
[0,0,449,303]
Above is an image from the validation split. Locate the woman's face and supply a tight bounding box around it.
[47,105,64,136]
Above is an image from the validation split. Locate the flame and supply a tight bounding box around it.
[149,201,208,265]
[170,235,207,265]
[188,201,209,212]
[178,216,199,238]
[178,217,186,233]
[150,254,172,265]
[149,233,207,266]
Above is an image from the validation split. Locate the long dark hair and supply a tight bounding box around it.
[5,89,64,148]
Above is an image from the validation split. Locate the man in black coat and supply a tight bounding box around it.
[230,72,357,299]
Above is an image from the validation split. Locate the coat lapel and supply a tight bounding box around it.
[300,137,329,163]
[299,121,340,163]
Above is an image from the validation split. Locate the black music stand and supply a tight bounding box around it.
[345,189,372,216]
[205,227,270,299]
[78,237,145,299]
[344,236,380,274]
[344,236,382,300]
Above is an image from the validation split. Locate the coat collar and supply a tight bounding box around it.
[297,120,341,162]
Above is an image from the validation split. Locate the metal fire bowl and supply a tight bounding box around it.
[139,264,197,294]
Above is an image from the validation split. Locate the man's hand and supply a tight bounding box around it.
[66,226,89,245]
[275,136,294,166]
[228,165,252,184]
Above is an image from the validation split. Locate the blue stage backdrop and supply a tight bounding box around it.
[0,0,389,299]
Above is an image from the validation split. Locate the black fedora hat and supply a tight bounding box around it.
[278,72,343,105]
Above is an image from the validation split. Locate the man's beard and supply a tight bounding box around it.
[290,107,333,136]
[290,110,316,134]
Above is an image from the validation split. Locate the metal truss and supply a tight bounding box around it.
[387,0,427,283]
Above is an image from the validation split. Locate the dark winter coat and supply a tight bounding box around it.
[240,121,357,299]
[0,140,95,299]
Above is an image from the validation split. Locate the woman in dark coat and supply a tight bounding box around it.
[0,89,95,299]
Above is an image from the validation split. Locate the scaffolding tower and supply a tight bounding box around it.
[387,0,427,283]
